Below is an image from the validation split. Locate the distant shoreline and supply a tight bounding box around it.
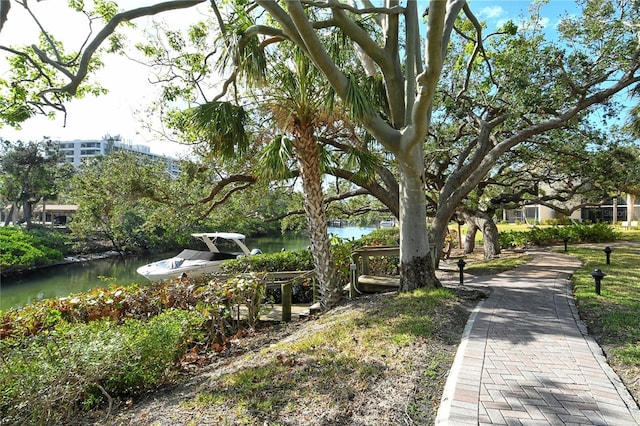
[2,251,122,280]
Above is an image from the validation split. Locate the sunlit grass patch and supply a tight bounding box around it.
[185,288,464,423]
[569,246,640,398]
[465,255,532,275]
[617,229,640,243]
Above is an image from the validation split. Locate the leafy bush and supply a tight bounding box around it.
[355,228,400,246]
[0,309,204,425]
[0,273,270,423]
[499,223,619,249]
[499,231,530,249]
[0,276,266,343]
[0,226,65,270]
[221,249,315,273]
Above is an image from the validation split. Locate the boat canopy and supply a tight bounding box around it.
[190,232,250,255]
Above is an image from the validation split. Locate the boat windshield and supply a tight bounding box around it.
[212,237,245,253]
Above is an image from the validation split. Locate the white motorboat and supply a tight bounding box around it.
[136,232,261,282]
[379,218,397,228]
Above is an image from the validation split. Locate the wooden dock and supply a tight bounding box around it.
[217,270,319,322]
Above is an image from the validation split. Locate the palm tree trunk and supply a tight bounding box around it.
[292,132,340,309]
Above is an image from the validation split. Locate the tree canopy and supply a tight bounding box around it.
[0,138,73,226]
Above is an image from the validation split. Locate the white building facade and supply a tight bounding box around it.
[53,137,180,177]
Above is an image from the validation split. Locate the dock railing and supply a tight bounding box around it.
[260,270,317,322]
[350,246,400,297]
[213,270,317,322]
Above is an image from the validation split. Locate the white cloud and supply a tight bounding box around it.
[538,16,551,29]
[478,6,506,20]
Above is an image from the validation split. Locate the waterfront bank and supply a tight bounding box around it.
[0,226,375,310]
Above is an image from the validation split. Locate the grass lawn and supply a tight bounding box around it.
[565,244,640,405]
[464,255,532,276]
[172,288,469,425]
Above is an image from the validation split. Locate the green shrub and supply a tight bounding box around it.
[499,231,530,249]
[0,309,204,425]
[221,249,315,273]
[355,228,400,246]
[499,223,618,249]
[0,227,65,270]
[0,277,266,343]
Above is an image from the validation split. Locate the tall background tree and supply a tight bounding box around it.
[0,138,72,227]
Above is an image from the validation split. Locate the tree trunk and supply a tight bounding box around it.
[462,210,501,260]
[397,151,440,292]
[292,132,340,309]
[481,219,501,259]
[4,204,14,226]
[22,200,33,228]
[464,224,478,254]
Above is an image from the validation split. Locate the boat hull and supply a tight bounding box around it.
[136,232,257,282]
[136,260,224,282]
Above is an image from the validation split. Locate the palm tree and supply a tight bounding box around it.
[258,47,342,309]
[152,13,377,309]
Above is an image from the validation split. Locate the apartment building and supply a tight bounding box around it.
[53,137,180,177]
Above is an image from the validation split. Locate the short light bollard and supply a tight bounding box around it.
[349,263,357,298]
[591,269,605,296]
[604,246,612,265]
[563,237,569,252]
[457,258,467,285]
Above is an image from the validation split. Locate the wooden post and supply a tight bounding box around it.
[362,254,370,275]
[281,282,292,322]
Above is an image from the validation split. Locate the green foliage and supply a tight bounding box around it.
[345,74,375,120]
[0,275,265,343]
[179,101,250,160]
[69,150,189,253]
[0,227,65,270]
[222,249,315,273]
[499,223,618,248]
[258,135,295,181]
[0,309,204,425]
[0,272,269,422]
[356,228,400,246]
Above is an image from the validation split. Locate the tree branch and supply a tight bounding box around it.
[34,1,207,101]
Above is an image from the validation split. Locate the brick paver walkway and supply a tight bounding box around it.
[436,250,640,425]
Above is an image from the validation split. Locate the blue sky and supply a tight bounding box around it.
[0,1,584,153]
[472,0,579,35]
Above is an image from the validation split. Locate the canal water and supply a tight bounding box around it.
[0,226,374,310]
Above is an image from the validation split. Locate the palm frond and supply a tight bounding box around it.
[187,101,249,159]
[258,135,295,180]
[238,34,268,86]
[344,144,381,184]
[345,74,375,120]
[317,142,337,174]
